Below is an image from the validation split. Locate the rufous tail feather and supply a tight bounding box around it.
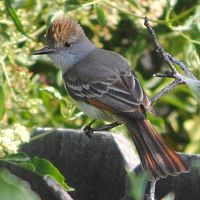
[124,118,190,180]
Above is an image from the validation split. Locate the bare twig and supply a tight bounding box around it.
[148,180,156,200]
[44,176,74,200]
[144,17,200,104]
[151,80,182,103]
[144,16,200,199]
[145,179,156,200]
[167,53,198,80]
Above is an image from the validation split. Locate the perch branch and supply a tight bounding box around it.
[148,180,156,200]
[150,80,182,103]
[44,176,74,200]
[144,17,200,104]
[143,16,200,200]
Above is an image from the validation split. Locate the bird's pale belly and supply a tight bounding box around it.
[76,101,115,122]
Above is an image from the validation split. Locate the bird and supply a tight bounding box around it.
[32,16,189,180]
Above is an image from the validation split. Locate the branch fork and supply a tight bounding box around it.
[144,16,200,200]
[144,17,200,104]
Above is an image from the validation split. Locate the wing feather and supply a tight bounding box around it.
[64,69,150,116]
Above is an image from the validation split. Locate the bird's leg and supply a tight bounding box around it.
[83,121,121,138]
[83,120,97,138]
[91,122,121,132]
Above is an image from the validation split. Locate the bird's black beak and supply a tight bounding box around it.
[32,46,55,55]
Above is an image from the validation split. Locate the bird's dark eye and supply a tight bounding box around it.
[64,42,72,47]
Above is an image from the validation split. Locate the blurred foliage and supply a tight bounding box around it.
[0,0,200,199]
[4,152,73,191]
[0,168,41,200]
[128,171,149,200]
[0,0,200,152]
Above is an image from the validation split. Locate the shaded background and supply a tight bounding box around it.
[0,0,200,154]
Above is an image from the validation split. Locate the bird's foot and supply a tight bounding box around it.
[83,125,94,138]
[83,121,121,138]
[83,120,96,138]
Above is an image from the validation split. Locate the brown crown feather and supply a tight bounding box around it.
[46,16,84,44]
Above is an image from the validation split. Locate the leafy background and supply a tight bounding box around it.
[1,0,199,152]
[0,0,200,198]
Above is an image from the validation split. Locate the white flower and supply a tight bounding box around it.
[0,124,30,158]
[4,141,20,154]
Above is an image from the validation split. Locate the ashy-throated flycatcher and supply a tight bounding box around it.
[32,16,189,180]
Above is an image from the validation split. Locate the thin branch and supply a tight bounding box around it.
[148,180,156,200]
[144,17,200,104]
[144,17,177,74]
[44,176,74,200]
[145,179,156,200]
[167,53,198,80]
[151,80,182,104]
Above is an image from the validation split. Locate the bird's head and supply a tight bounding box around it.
[32,16,94,71]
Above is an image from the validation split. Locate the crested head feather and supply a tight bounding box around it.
[46,16,84,44]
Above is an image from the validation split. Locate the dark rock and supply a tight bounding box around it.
[0,128,199,200]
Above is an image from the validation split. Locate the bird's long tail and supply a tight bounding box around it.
[124,118,189,180]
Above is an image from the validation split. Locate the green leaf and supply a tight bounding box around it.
[129,171,150,200]
[162,94,196,113]
[0,168,41,200]
[4,0,28,37]
[3,153,36,171]
[96,6,107,26]
[40,86,63,101]
[4,153,30,162]
[188,84,200,102]
[46,15,54,29]
[17,162,36,171]
[4,154,73,191]
[32,157,73,191]
[0,85,5,120]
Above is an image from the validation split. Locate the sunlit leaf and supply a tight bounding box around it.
[3,154,73,191]
[31,157,73,191]
[184,117,200,153]
[4,0,28,37]
[4,153,30,162]
[40,86,63,101]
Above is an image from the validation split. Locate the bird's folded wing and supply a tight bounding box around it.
[63,69,151,118]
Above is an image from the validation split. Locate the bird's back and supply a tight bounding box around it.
[66,48,131,82]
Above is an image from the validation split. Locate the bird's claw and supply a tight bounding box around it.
[83,126,94,138]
